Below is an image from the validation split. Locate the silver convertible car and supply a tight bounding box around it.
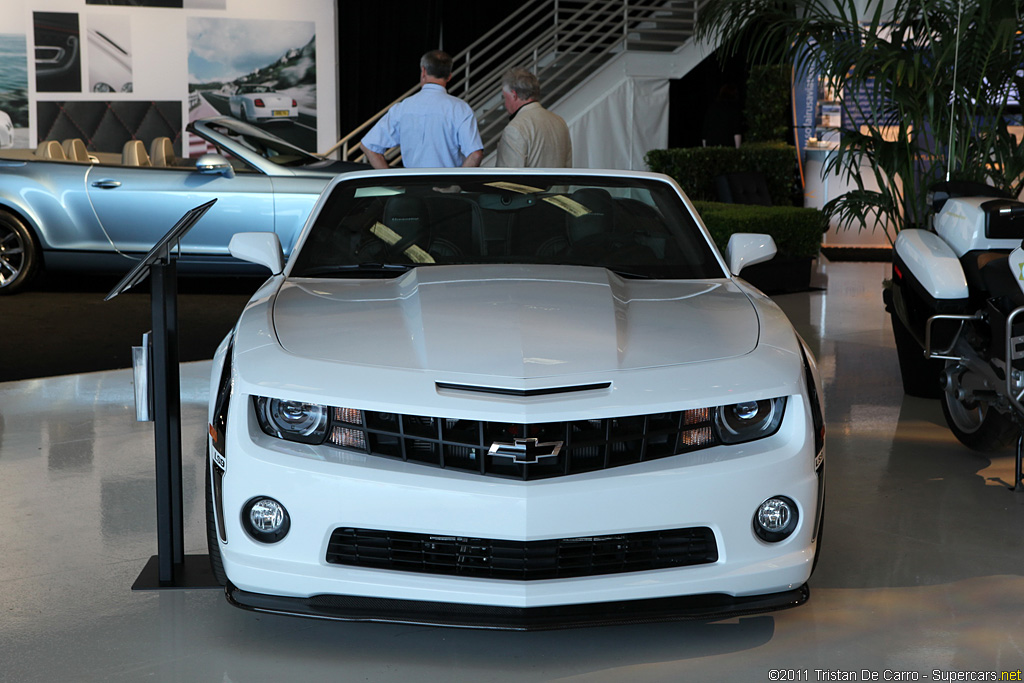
[0,116,365,294]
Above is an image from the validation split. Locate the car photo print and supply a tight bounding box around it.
[206,168,826,630]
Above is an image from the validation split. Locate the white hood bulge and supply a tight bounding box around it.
[272,266,760,379]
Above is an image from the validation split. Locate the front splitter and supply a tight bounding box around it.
[226,583,809,630]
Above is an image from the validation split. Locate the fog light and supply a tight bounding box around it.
[753,496,798,543]
[242,497,290,543]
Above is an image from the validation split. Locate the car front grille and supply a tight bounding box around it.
[326,527,718,580]
[340,409,719,480]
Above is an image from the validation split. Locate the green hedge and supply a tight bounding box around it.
[645,142,796,205]
[745,65,792,143]
[693,201,825,260]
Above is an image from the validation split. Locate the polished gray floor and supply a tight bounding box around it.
[4,261,1024,682]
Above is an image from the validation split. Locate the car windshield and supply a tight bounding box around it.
[289,175,725,280]
[203,119,319,167]
[238,85,272,94]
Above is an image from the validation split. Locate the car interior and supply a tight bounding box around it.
[290,178,723,279]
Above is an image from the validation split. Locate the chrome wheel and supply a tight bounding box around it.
[0,212,39,295]
[940,361,1017,451]
[0,222,25,286]
[943,389,986,434]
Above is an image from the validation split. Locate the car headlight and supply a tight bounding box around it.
[715,397,786,444]
[253,396,369,450]
[254,396,330,444]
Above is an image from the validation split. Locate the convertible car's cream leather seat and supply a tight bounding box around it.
[36,140,66,160]
[149,137,177,167]
[122,140,151,167]
[61,138,90,162]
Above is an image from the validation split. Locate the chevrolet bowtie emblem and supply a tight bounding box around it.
[488,437,563,464]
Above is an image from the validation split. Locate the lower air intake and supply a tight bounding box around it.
[326,527,718,580]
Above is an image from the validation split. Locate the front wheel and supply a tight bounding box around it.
[940,364,1018,451]
[0,211,40,295]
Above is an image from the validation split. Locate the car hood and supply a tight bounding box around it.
[271,266,760,379]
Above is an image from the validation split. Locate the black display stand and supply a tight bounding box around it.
[106,199,221,590]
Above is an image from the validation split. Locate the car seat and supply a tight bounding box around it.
[150,137,177,167]
[61,138,89,162]
[122,139,151,167]
[35,140,66,161]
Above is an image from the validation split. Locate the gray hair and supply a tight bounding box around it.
[501,68,540,101]
[420,50,453,79]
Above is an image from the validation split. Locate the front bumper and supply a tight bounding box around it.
[212,389,823,622]
[226,582,810,630]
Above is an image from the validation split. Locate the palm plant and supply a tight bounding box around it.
[695,0,1023,243]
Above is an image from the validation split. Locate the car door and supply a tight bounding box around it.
[85,162,274,262]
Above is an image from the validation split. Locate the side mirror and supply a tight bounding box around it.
[229,232,283,275]
[195,153,234,177]
[725,233,777,276]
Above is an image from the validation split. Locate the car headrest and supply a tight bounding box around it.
[122,139,151,167]
[35,140,66,161]
[150,137,175,167]
[382,197,428,246]
[61,138,89,162]
[567,188,613,244]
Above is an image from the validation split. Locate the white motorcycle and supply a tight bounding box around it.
[886,182,1024,486]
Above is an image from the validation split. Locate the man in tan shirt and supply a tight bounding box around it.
[496,68,572,167]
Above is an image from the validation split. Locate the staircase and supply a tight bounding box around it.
[325,0,713,170]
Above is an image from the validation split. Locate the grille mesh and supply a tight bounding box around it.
[349,409,719,480]
[326,527,718,580]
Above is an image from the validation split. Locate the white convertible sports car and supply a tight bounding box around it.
[229,84,298,122]
[206,168,825,629]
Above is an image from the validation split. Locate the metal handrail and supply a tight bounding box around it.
[326,0,704,163]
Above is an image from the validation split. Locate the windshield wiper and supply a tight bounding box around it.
[300,263,414,277]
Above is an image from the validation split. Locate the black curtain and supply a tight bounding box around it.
[337,1,520,139]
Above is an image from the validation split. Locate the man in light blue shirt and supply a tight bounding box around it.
[360,50,483,169]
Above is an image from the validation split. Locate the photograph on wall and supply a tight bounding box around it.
[85,0,227,7]
[34,12,82,93]
[37,100,182,156]
[87,14,133,94]
[187,16,317,153]
[86,0,182,7]
[0,33,29,149]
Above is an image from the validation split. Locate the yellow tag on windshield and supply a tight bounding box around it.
[543,195,590,217]
[369,222,435,264]
[485,181,544,194]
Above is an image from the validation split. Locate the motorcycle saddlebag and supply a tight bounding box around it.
[891,229,970,348]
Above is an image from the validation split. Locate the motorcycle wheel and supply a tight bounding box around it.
[940,365,1018,452]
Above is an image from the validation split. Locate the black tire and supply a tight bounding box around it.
[940,366,1018,452]
[0,211,40,295]
[205,453,228,587]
